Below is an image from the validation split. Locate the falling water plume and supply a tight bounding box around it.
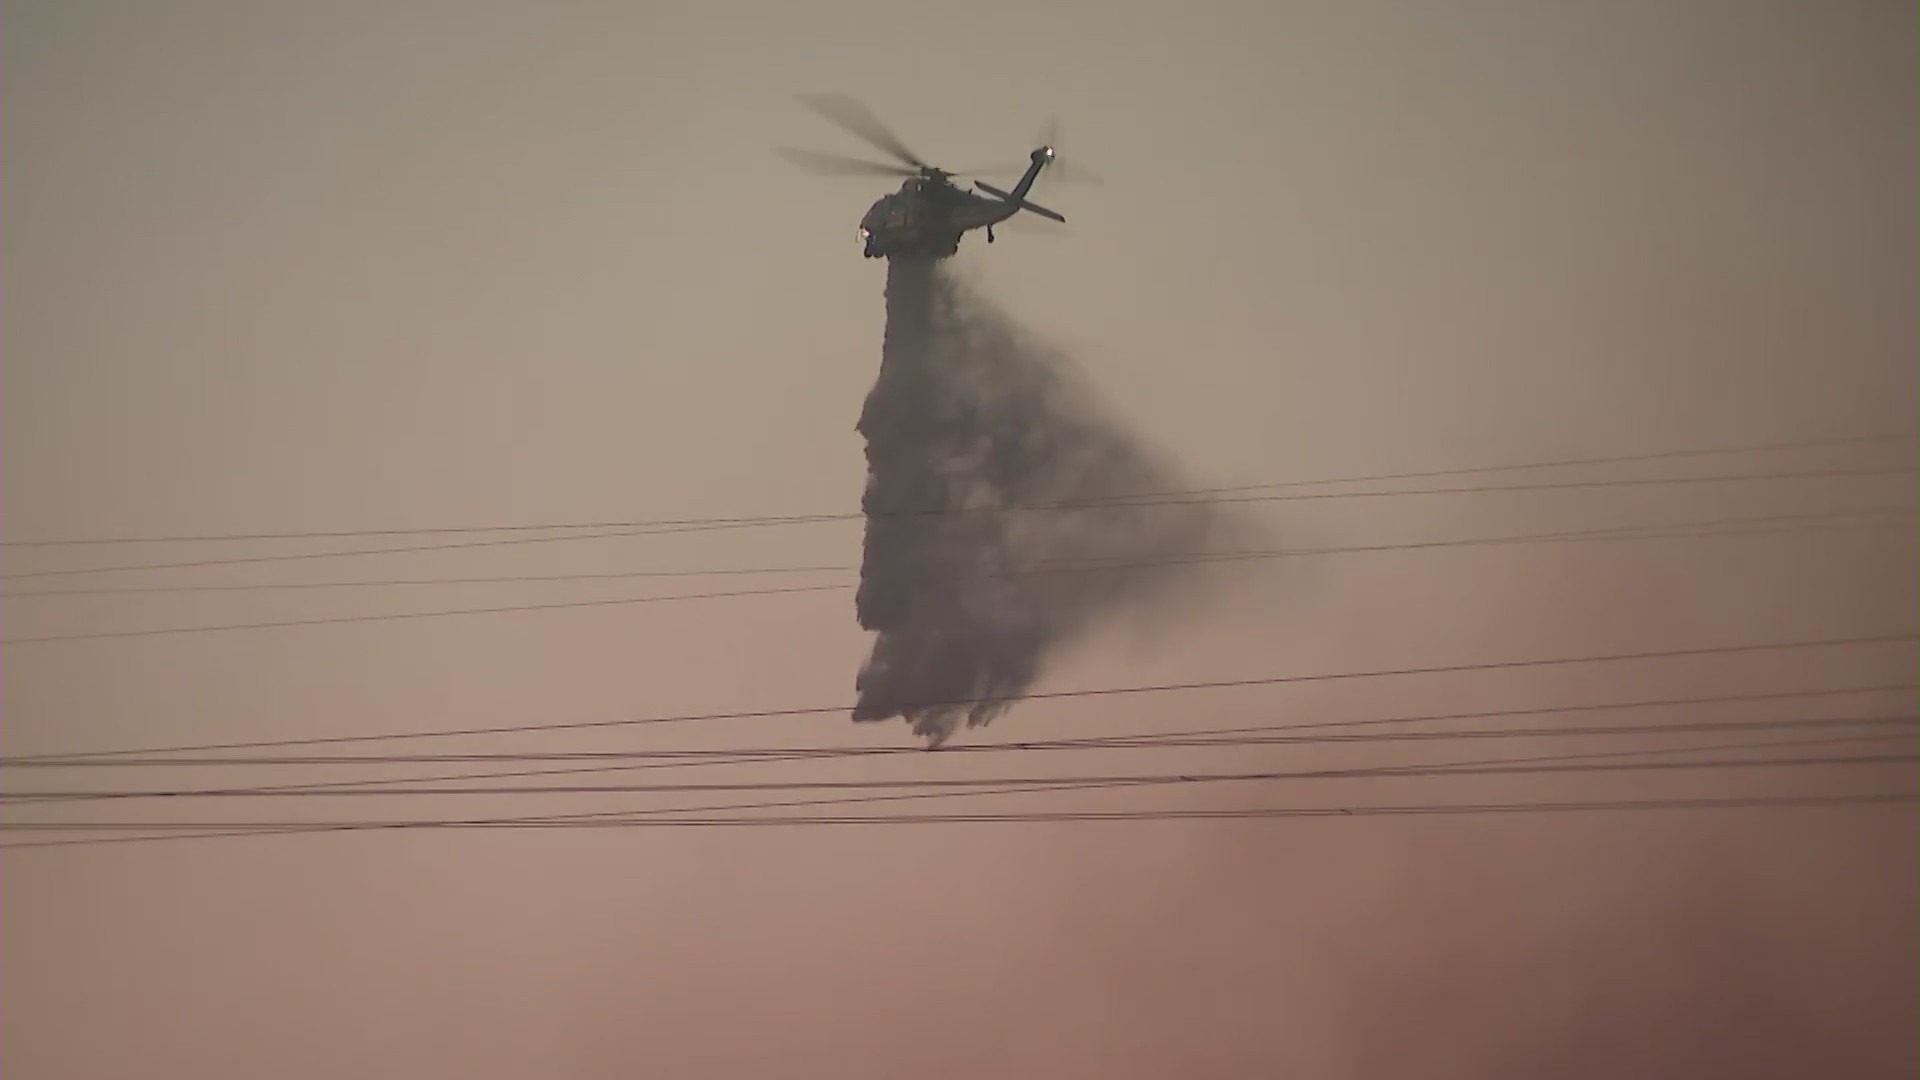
[850,256,1230,744]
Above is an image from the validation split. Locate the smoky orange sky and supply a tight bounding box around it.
[3,1,1916,1076]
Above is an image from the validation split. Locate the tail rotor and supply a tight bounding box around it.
[1033,115,1105,186]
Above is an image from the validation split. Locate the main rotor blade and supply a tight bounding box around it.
[795,93,928,171]
[971,158,1106,186]
[952,160,1031,177]
[774,147,916,178]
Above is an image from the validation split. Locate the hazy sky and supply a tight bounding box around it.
[3,2,1916,1077]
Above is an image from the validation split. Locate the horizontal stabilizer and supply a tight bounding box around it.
[1013,198,1065,223]
[975,181,1067,224]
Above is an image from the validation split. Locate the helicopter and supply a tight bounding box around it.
[777,94,1095,259]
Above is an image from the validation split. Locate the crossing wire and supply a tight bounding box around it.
[3,632,1912,765]
[5,512,1912,644]
[3,687,1909,815]
[2,463,1910,583]
[5,429,1909,548]
[7,428,1912,545]
[6,746,1909,805]
[6,504,1909,598]
[4,793,1912,850]
[10,725,1900,839]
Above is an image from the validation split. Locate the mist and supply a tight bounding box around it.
[850,257,1229,744]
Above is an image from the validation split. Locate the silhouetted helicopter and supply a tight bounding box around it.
[778,94,1098,259]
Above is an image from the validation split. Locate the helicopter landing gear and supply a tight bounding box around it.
[986,226,995,244]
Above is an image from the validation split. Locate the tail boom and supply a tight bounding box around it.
[975,176,1066,224]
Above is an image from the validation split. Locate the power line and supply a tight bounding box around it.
[10,746,1906,804]
[0,520,803,583]
[14,712,1908,778]
[19,727,1887,836]
[5,632,1912,763]
[4,463,1909,583]
[480,793,1920,829]
[6,513,1909,645]
[5,430,1908,548]
[4,793,1911,850]
[0,581,846,645]
[7,505,1908,598]
[7,686,1908,808]
[6,729,1909,845]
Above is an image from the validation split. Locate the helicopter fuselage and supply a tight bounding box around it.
[857,177,1020,259]
[781,98,1071,259]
